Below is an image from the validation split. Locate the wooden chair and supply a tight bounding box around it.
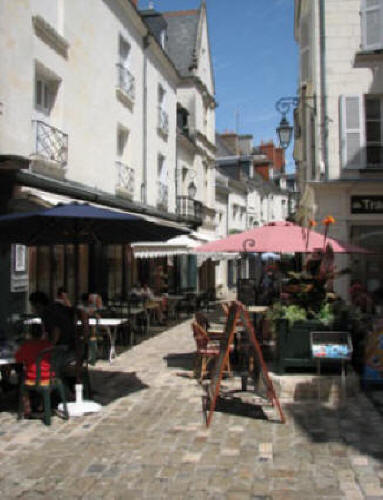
[191,321,233,382]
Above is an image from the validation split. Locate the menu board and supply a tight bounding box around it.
[205,301,285,427]
[206,302,239,427]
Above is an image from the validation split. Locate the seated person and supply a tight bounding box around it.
[29,291,89,383]
[87,292,103,314]
[55,286,71,307]
[130,283,143,304]
[15,324,53,417]
[141,283,165,324]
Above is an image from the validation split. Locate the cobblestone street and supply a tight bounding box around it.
[1,319,383,499]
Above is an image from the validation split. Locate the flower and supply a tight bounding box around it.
[308,219,317,227]
[323,215,335,226]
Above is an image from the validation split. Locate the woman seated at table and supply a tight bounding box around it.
[15,324,52,417]
[141,284,165,325]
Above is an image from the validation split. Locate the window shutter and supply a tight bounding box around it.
[361,0,383,50]
[300,14,311,83]
[339,95,366,169]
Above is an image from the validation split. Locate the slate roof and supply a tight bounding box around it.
[162,10,200,77]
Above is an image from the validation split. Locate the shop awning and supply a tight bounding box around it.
[132,232,209,258]
[132,231,240,264]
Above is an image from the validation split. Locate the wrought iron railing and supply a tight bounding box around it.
[116,161,134,199]
[32,120,68,165]
[158,107,169,135]
[176,196,202,220]
[116,63,135,102]
[157,182,168,210]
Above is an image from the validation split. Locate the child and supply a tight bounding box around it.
[15,324,53,417]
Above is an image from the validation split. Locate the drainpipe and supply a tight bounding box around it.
[319,0,329,180]
[142,35,149,204]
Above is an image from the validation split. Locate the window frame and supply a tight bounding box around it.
[361,0,383,51]
[35,76,52,113]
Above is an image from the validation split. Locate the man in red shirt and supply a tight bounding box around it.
[15,324,53,416]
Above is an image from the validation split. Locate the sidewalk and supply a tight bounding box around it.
[0,319,383,499]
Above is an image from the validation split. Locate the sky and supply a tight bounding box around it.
[138,0,298,173]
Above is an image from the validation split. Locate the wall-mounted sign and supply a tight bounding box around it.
[10,244,28,292]
[351,196,383,214]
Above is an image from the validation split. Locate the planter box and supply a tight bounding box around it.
[276,319,331,374]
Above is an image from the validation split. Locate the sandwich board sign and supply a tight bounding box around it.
[205,301,285,427]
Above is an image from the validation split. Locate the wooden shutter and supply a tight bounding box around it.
[361,0,383,50]
[300,14,311,83]
[339,95,366,169]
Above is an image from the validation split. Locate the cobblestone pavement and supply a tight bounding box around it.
[1,319,383,499]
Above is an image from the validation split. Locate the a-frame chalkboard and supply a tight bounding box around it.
[205,301,285,427]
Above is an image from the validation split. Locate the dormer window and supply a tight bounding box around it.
[160,29,166,49]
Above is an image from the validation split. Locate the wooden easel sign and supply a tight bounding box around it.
[205,301,285,427]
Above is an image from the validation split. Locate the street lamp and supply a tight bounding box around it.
[275,96,299,150]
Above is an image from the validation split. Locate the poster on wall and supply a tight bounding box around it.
[10,244,28,292]
[363,321,383,384]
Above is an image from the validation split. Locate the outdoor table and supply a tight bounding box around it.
[245,305,269,344]
[24,317,129,363]
[127,306,147,342]
[165,295,184,320]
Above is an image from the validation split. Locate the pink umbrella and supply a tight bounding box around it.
[195,221,371,254]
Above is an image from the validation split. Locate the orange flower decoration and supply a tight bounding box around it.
[323,215,335,226]
[308,219,317,228]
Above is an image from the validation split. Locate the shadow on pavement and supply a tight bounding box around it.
[163,352,195,371]
[90,370,149,405]
[0,369,149,417]
[285,390,383,462]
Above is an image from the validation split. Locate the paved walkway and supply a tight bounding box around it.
[1,319,383,499]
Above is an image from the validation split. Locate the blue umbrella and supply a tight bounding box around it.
[0,203,187,246]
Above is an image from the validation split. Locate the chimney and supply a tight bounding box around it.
[220,132,239,155]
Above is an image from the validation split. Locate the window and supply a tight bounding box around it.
[117,126,129,158]
[340,94,383,168]
[361,0,383,51]
[365,96,383,165]
[157,84,168,135]
[158,84,165,109]
[157,154,168,210]
[160,29,166,49]
[35,76,52,112]
[119,36,130,68]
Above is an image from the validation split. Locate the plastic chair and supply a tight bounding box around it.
[18,345,69,426]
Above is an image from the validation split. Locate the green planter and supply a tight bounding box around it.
[276,319,331,374]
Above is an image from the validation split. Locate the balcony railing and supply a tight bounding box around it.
[116,161,134,199]
[176,196,202,221]
[116,63,135,102]
[157,182,168,210]
[32,120,68,165]
[158,107,169,136]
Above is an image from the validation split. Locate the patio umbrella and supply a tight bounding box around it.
[0,203,188,246]
[195,221,371,254]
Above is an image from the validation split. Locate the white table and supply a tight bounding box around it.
[165,295,184,320]
[0,358,15,366]
[24,317,129,363]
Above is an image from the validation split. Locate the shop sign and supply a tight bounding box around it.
[351,195,383,214]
